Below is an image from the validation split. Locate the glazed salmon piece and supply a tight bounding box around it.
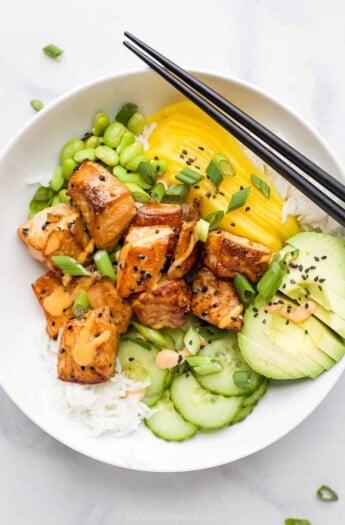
[32,272,132,338]
[58,307,118,384]
[67,160,136,250]
[131,278,192,329]
[204,230,272,282]
[17,203,91,272]
[191,267,243,331]
[167,221,199,279]
[32,271,74,339]
[133,202,183,229]
[116,225,174,297]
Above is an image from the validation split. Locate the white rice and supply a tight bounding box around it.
[39,324,152,437]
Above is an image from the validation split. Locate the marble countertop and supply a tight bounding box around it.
[1,0,345,523]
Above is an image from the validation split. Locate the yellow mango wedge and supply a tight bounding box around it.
[146,101,299,252]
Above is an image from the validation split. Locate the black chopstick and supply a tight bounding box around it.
[124,31,345,204]
[123,34,345,227]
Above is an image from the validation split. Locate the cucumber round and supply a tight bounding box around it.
[195,333,263,396]
[242,378,269,408]
[145,391,197,442]
[230,404,255,425]
[170,372,243,429]
[118,339,168,407]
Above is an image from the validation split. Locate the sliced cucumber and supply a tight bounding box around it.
[242,378,269,407]
[170,372,243,429]
[230,404,255,425]
[145,391,197,442]
[195,332,263,396]
[118,339,168,407]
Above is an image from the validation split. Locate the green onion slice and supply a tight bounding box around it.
[42,44,64,59]
[124,183,151,203]
[203,210,224,231]
[72,291,89,317]
[234,273,257,306]
[206,159,223,188]
[232,370,253,389]
[115,103,138,126]
[30,99,44,112]
[138,161,157,186]
[257,259,285,302]
[51,256,90,276]
[186,355,223,375]
[214,153,236,176]
[282,246,300,264]
[131,321,174,350]
[94,250,117,280]
[151,182,166,202]
[183,326,202,355]
[251,174,271,199]
[227,187,251,213]
[162,184,189,203]
[175,168,204,186]
[121,337,153,350]
[284,518,311,525]
[194,219,210,243]
[198,325,225,342]
[317,485,338,502]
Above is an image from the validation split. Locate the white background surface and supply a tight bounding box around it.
[1,0,345,523]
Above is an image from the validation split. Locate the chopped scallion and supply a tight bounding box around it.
[131,321,174,349]
[234,273,257,306]
[175,168,204,186]
[251,174,271,199]
[51,256,90,276]
[183,326,202,355]
[94,250,117,280]
[203,210,224,231]
[162,184,189,203]
[232,370,253,389]
[123,183,151,203]
[227,187,251,213]
[121,337,153,350]
[151,182,166,202]
[257,259,285,302]
[115,103,138,126]
[186,355,223,375]
[198,326,225,341]
[213,153,236,176]
[194,219,210,243]
[72,291,89,317]
[30,99,44,112]
[206,159,223,188]
[138,161,157,186]
[284,520,311,525]
[317,485,338,502]
[42,43,64,60]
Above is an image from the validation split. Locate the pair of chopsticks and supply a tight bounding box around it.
[123,32,345,227]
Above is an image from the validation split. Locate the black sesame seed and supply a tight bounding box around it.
[182,149,188,155]
[201,312,207,317]
[321,255,327,260]
[51,321,56,326]
[262,319,267,324]
[212,303,219,308]
[133,265,138,271]
[129,357,134,362]
[60,348,66,354]
[146,273,152,279]
[99,175,105,181]
[319,285,323,291]
[97,312,103,318]
[285,320,290,325]
[319,278,326,283]
[67,325,73,330]
[194,185,200,189]
[245,206,250,212]
[81,366,86,371]
[179,154,185,159]
[231,222,236,227]
[314,276,319,282]
[138,254,145,259]
[314,256,320,262]
[304,303,309,309]
[305,330,309,335]
[198,146,204,151]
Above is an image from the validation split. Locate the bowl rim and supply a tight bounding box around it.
[1,67,344,472]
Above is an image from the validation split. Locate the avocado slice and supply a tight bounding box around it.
[282,286,345,339]
[239,294,341,380]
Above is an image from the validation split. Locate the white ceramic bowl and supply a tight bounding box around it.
[0,69,344,472]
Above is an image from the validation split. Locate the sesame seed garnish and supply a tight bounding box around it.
[321,255,327,260]
[304,303,309,309]
[99,175,105,181]
[182,149,188,155]
[285,320,290,325]
[198,146,204,151]
[319,278,326,283]
[314,256,320,262]
[231,222,236,227]
[245,206,250,212]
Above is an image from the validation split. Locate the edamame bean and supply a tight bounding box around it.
[74,148,96,163]
[50,167,64,192]
[51,194,60,206]
[84,135,101,149]
[62,158,77,180]
[95,145,119,167]
[150,159,168,175]
[60,139,84,162]
[58,189,71,203]
[127,112,145,135]
[126,154,148,172]
[103,122,125,148]
[92,112,110,136]
[116,130,135,154]
[120,141,144,168]
[112,165,128,178]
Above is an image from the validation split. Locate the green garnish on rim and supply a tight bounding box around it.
[30,99,44,112]
[42,43,64,60]
[316,485,339,502]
